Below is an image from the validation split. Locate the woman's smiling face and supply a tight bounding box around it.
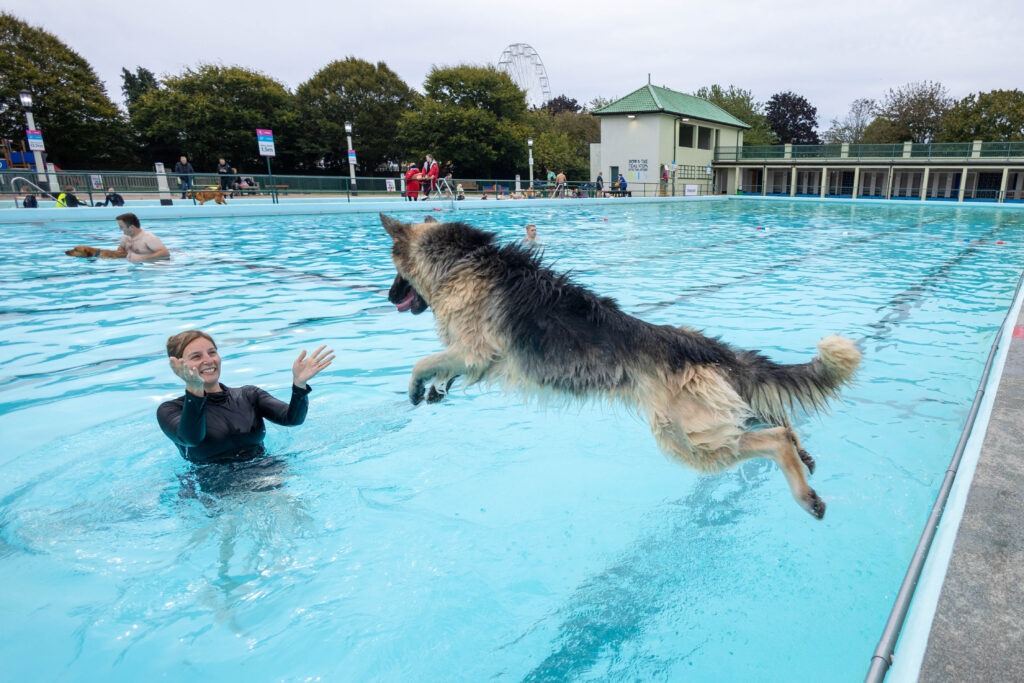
[181,337,221,388]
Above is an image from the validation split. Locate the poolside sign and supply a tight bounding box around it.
[256,128,276,157]
[27,129,45,152]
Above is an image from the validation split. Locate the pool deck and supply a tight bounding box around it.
[918,305,1024,681]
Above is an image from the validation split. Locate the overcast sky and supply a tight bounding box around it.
[6,0,1021,128]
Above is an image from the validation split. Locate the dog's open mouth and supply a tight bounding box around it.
[388,274,428,314]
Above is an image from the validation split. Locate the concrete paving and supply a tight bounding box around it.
[918,307,1024,681]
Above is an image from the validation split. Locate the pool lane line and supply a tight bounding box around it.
[631,217,959,315]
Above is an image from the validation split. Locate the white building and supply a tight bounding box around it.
[590,83,750,196]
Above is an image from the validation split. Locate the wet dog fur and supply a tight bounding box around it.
[65,245,125,258]
[381,214,861,518]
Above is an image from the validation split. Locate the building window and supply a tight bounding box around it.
[679,123,695,148]
[697,127,713,150]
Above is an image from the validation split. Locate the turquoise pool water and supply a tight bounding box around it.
[1,199,1022,680]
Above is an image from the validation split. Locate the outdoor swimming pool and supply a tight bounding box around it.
[2,199,1022,680]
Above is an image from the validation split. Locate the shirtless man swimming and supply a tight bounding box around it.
[116,212,170,262]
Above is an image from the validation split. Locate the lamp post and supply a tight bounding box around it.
[19,91,47,190]
[527,137,534,194]
[344,121,358,196]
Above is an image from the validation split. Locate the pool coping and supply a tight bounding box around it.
[888,278,1024,681]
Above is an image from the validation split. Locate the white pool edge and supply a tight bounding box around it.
[886,278,1024,682]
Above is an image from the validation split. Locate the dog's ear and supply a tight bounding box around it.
[380,214,410,241]
[424,215,438,224]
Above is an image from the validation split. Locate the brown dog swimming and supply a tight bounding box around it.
[186,189,228,205]
[381,214,862,519]
[65,245,126,258]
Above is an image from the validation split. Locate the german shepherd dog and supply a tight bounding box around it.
[381,214,861,518]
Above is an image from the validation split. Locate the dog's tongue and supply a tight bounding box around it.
[396,290,417,313]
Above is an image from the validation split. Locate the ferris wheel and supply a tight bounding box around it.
[497,43,552,109]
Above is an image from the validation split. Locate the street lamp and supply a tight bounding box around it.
[344,121,358,196]
[527,137,534,193]
[19,90,47,190]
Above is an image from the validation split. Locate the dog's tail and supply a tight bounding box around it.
[736,334,861,423]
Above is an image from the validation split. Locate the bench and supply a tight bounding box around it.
[264,184,289,195]
[457,180,479,192]
[608,187,632,197]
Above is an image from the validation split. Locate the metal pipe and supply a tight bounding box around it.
[865,269,1024,682]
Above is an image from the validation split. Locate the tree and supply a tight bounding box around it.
[938,90,1024,142]
[397,65,529,178]
[873,80,951,143]
[693,85,775,145]
[0,12,131,169]
[822,98,875,144]
[526,107,599,180]
[121,66,158,113]
[765,91,820,144]
[293,58,417,174]
[542,95,581,115]
[586,96,613,112]
[130,64,296,172]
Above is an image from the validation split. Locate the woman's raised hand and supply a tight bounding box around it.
[292,345,335,389]
[169,357,205,396]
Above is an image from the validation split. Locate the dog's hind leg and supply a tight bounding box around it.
[737,427,826,519]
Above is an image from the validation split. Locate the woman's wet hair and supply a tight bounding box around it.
[166,330,216,358]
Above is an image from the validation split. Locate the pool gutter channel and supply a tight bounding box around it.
[864,268,1024,682]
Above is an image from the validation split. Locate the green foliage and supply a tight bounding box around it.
[0,12,131,169]
[293,58,417,174]
[765,91,820,144]
[860,117,903,144]
[121,66,158,113]
[938,90,1024,142]
[873,80,951,143]
[424,65,528,121]
[131,64,296,173]
[822,98,875,144]
[398,65,529,178]
[526,109,599,180]
[694,85,776,145]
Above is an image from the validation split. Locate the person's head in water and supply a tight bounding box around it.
[167,330,220,391]
[525,224,537,241]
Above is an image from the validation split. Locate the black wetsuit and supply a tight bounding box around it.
[157,383,311,464]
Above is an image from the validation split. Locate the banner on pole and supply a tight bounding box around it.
[256,128,276,157]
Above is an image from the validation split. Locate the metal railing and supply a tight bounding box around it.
[716,141,1024,163]
[0,168,718,205]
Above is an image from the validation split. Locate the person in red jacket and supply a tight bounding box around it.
[421,154,439,198]
[404,164,422,201]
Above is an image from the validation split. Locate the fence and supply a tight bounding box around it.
[0,169,718,205]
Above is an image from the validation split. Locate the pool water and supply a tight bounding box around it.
[1,199,1022,680]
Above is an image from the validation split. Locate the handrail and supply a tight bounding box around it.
[10,176,53,205]
[864,268,1024,682]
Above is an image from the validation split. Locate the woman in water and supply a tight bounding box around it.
[157,330,334,464]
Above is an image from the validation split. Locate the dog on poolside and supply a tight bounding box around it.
[186,189,228,205]
[380,214,861,519]
[65,245,125,258]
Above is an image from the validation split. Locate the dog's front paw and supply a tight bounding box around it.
[425,377,457,404]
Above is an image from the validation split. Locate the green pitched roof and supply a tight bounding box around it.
[593,84,751,129]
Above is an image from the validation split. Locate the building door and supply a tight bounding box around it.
[610,165,619,187]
